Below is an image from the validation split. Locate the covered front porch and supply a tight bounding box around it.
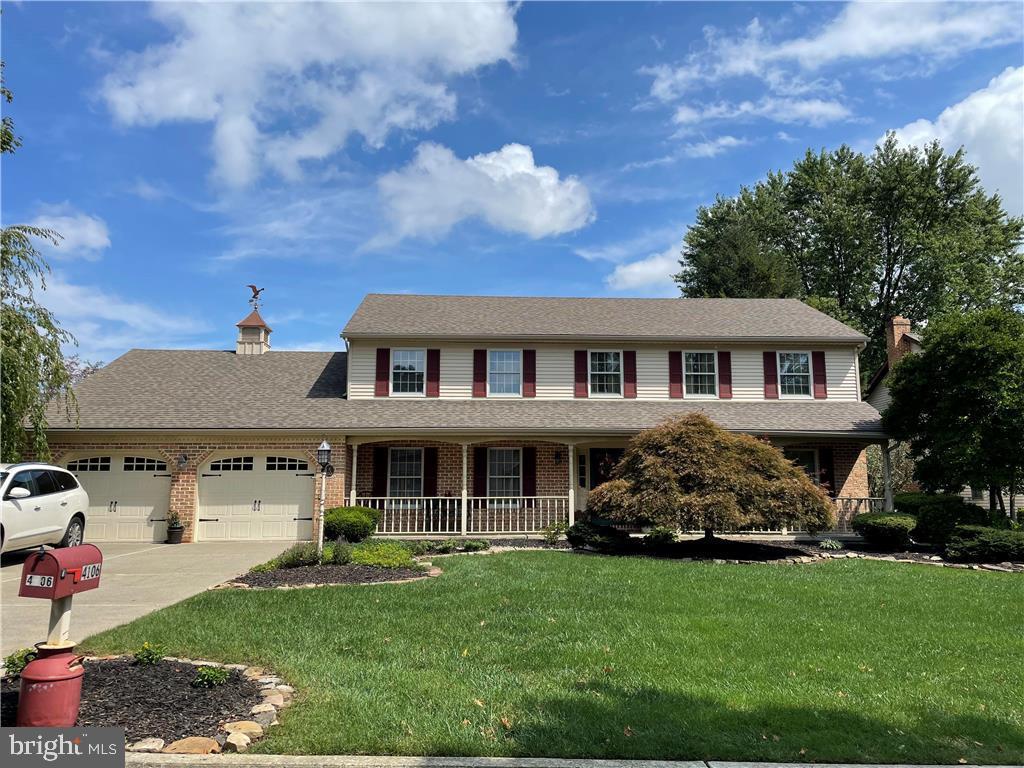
[345,434,889,537]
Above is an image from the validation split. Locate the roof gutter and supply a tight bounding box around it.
[342,333,870,344]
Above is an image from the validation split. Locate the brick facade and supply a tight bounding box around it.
[48,433,347,543]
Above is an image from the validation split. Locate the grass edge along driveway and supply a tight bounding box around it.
[83,551,1024,764]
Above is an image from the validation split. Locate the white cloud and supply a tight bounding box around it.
[28,206,110,260]
[40,274,210,359]
[889,66,1024,215]
[575,225,681,263]
[373,143,594,244]
[605,247,680,294]
[680,135,750,159]
[102,3,518,187]
[676,97,851,128]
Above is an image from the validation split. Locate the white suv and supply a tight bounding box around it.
[0,463,89,554]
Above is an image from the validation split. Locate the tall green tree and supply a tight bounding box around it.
[677,134,1024,378]
[882,308,1024,521]
[1,63,76,462]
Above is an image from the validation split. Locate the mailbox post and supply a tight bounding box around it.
[16,544,103,726]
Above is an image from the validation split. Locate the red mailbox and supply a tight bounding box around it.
[19,544,103,600]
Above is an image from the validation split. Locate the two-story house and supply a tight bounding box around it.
[41,294,889,544]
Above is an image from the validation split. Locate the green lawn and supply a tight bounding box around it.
[84,551,1024,764]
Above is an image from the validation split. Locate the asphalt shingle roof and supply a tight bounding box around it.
[47,349,883,437]
[343,294,868,342]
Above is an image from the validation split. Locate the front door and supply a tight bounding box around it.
[589,448,624,490]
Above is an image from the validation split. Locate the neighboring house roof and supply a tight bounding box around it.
[343,294,869,343]
[46,349,883,437]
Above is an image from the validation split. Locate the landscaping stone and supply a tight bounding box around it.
[223,732,251,752]
[258,676,281,685]
[251,702,277,715]
[223,720,264,738]
[260,692,286,707]
[276,684,295,694]
[253,710,278,728]
[127,738,164,753]
[162,736,220,754]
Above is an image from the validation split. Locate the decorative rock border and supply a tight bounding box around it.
[211,564,443,591]
[698,550,1023,571]
[87,656,297,755]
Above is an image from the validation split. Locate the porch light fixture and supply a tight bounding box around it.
[317,440,332,469]
[554,450,565,466]
[176,453,188,470]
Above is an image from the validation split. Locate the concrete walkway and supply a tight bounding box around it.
[1,541,289,655]
[124,755,1022,768]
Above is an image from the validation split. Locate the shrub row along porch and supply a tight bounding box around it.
[346,438,879,536]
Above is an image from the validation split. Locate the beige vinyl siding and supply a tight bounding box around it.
[866,382,892,413]
[347,340,863,402]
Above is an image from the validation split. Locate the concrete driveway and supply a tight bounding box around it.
[1,541,290,656]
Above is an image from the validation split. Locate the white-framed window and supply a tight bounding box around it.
[589,350,623,396]
[123,457,168,472]
[266,457,309,471]
[684,351,718,398]
[783,448,818,480]
[210,456,254,471]
[778,351,812,397]
[391,349,426,396]
[487,448,522,499]
[67,457,111,472]
[388,448,423,498]
[488,350,522,396]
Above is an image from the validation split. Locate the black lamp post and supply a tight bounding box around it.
[317,440,332,470]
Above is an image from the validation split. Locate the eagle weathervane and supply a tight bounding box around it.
[246,284,265,310]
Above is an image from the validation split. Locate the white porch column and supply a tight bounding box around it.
[566,443,576,527]
[349,444,358,506]
[461,443,469,535]
[882,442,895,512]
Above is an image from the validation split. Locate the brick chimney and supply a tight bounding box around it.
[885,316,913,367]
[236,309,272,355]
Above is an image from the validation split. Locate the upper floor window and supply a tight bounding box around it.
[778,352,811,397]
[589,351,622,396]
[488,350,521,396]
[391,349,426,395]
[684,352,717,397]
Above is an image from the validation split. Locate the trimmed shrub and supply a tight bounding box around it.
[894,492,999,544]
[351,541,418,569]
[461,539,490,552]
[330,539,353,565]
[946,526,1024,563]
[851,513,916,550]
[324,506,378,542]
[566,520,632,553]
[275,542,320,569]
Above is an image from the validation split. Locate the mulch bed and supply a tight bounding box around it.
[233,563,426,588]
[1,658,262,743]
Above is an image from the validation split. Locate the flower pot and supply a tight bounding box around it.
[166,526,184,545]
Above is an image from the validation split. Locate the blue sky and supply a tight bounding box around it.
[4,1,1022,361]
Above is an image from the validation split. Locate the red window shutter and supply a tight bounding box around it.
[374,348,390,397]
[623,351,637,399]
[668,351,683,399]
[472,350,487,398]
[763,351,779,399]
[523,350,536,398]
[473,447,488,497]
[423,447,438,497]
[371,446,388,497]
[717,351,733,399]
[812,351,827,399]
[426,349,440,397]
[522,447,537,497]
[574,350,589,398]
[818,447,836,497]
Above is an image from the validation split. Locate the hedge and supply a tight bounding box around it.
[851,513,916,550]
[946,525,1024,563]
[894,492,1000,544]
[566,520,633,553]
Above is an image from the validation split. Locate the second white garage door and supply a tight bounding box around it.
[64,454,172,542]
[197,454,315,541]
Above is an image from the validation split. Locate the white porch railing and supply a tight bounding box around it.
[355,496,571,536]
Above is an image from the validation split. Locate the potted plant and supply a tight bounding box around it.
[165,511,185,544]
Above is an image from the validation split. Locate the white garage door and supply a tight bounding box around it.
[65,455,172,542]
[197,455,315,541]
